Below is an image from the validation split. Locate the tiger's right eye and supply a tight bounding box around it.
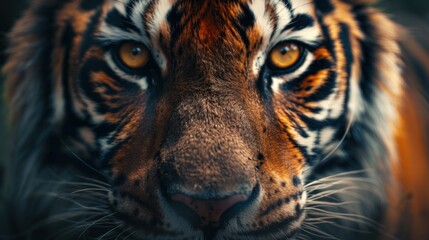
[268,42,305,73]
[116,42,150,70]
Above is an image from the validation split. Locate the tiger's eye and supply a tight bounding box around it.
[269,42,302,70]
[118,42,150,69]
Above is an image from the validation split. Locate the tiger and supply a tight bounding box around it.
[1,0,429,239]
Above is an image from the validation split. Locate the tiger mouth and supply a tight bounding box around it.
[114,184,304,239]
[163,184,261,229]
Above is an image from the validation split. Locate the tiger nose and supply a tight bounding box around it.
[171,193,249,226]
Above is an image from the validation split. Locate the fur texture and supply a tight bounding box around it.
[1,0,429,239]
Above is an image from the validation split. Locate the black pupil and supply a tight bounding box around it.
[280,47,289,55]
[131,47,141,56]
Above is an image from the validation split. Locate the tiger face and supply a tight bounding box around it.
[59,0,361,237]
[3,0,403,239]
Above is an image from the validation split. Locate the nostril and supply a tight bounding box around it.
[171,194,249,226]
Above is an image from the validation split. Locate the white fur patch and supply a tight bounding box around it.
[271,0,293,40]
[276,26,322,46]
[146,0,173,71]
[250,0,273,74]
[98,23,145,44]
[290,0,313,15]
[112,0,129,16]
[319,127,336,146]
[130,0,151,35]
[151,0,174,32]
[296,128,318,155]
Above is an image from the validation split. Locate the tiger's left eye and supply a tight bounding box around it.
[268,42,305,71]
[117,42,150,70]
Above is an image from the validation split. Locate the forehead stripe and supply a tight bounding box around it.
[166,3,184,49]
[232,3,256,49]
[79,9,103,59]
[105,8,141,34]
[281,14,315,33]
[130,0,152,36]
[316,17,336,60]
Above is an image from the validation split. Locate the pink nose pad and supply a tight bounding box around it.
[171,194,249,226]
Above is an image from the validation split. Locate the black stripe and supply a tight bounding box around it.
[94,122,119,139]
[353,6,377,104]
[339,24,353,82]
[79,9,103,59]
[338,23,353,129]
[281,14,314,32]
[290,100,323,114]
[316,15,337,60]
[280,58,333,92]
[298,111,334,132]
[314,0,334,15]
[321,23,353,157]
[80,0,105,11]
[104,8,141,35]
[238,3,255,29]
[166,3,182,50]
[166,2,199,52]
[281,0,293,13]
[283,110,309,138]
[78,58,140,112]
[258,67,273,100]
[302,70,337,103]
[231,3,256,49]
[277,117,312,163]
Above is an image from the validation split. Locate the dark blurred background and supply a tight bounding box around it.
[0,0,428,176]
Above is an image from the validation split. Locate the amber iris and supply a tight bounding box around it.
[118,42,150,69]
[269,42,302,70]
